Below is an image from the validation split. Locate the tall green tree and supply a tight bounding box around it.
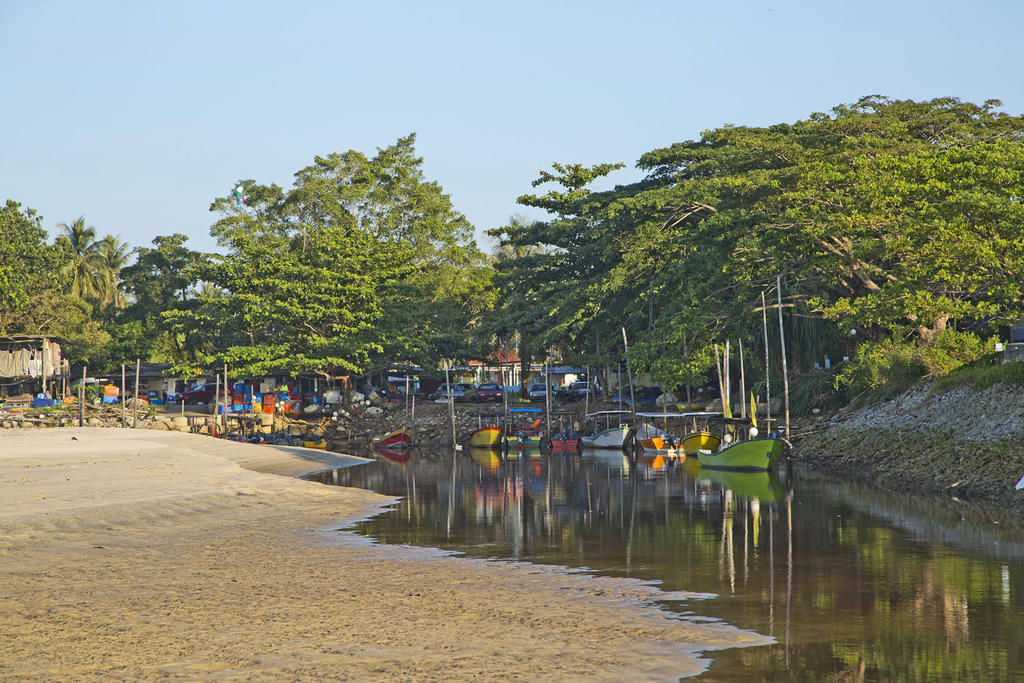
[169,135,490,376]
[491,97,1024,391]
[0,201,65,334]
[94,235,131,309]
[55,216,103,303]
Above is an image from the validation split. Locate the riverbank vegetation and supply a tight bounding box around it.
[3,97,1024,412]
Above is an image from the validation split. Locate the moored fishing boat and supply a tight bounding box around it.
[581,411,633,449]
[679,430,721,456]
[696,436,786,472]
[372,428,411,450]
[550,425,581,451]
[633,411,723,456]
[507,407,543,448]
[469,426,503,448]
[581,424,631,449]
[507,431,542,448]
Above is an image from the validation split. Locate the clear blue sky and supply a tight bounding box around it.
[2,1,1021,254]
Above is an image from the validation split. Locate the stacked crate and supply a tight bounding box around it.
[232,383,254,413]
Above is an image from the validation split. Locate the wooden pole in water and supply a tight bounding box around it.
[445,363,456,448]
[405,374,410,424]
[544,361,552,441]
[621,327,636,421]
[762,290,772,429]
[724,340,730,418]
[713,344,725,412]
[214,373,220,436]
[223,363,229,436]
[616,363,622,412]
[133,358,140,428]
[40,337,46,401]
[79,365,86,427]
[121,363,126,428]
[501,364,508,416]
[584,363,590,418]
[739,339,746,420]
[776,275,791,440]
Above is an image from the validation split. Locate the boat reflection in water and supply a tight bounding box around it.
[372,444,411,465]
[468,447,502,471]
[311,446,1024,681]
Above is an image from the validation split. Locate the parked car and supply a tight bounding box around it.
[181,382,220,405]
[456,383,476,402]
[475,383,503,402]
[555,381,596,402]
[527,382,552,402]
[431,383,469,402]
[608,386,663,408]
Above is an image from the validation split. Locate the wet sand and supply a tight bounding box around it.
[0,428,768,680]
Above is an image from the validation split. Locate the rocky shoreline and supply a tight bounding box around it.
[791,383,1024,512]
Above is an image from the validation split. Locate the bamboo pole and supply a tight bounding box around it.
[79,365,86,427]
[584,364,590,417]
[724,340,730,418]
[214,373,220,435]
[762,290,772,429]
[621,327,636,420]
[617,363,622,412]
[445,363,456,448]
[501,364,508,417]
[544,362,552,442]
[713,344,726,415]
[40,337,46,401]
[223,363,229,436]
[121,363,126,428]
[133,359,140,428]
[739,339,746,420]
[776,275,791,439]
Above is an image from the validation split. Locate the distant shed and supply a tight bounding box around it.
[0,335,67,396]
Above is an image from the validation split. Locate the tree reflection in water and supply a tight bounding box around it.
[309,448,1024,680]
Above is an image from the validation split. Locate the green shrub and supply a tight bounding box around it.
[932,358,1024,392]
[921,329,989,376]
[833,330,989,405]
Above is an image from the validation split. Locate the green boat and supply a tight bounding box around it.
[696,437,786,472]
[507,432,542,448]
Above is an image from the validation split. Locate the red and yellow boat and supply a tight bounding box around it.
[371,428,411,450]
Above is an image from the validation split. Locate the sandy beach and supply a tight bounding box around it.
[0,428,767,680]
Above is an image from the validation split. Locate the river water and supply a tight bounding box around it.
[308,447,1024,680]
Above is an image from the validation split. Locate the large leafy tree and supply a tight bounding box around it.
[491,97,1024,390]
[635,96,1024,342]
[0,201,66,334]
[0,202,111,363]
[169,135,490,376]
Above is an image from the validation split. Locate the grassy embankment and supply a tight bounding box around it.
[792,359,1024,511]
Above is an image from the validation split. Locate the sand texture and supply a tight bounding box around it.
[0,428,768,680]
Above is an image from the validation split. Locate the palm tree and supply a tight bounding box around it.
[56,217,102,302]
[95,235,131,308]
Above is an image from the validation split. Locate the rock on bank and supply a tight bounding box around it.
[792,384,1024,509]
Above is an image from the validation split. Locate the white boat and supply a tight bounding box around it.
[580,411,633,449]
